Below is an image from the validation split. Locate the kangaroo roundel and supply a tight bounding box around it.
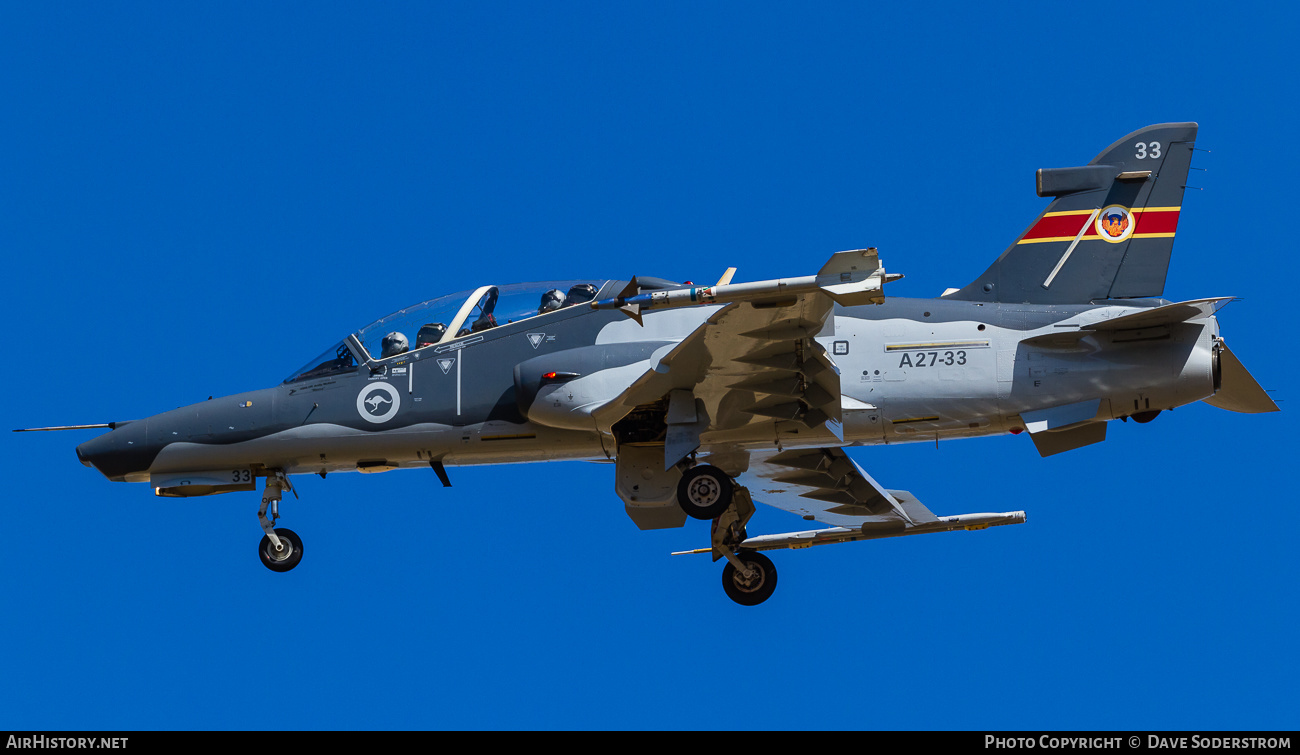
[357,382,400,423]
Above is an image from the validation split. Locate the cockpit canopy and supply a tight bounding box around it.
[284,280,609,383]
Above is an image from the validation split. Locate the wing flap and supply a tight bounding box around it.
[740,447,923,527]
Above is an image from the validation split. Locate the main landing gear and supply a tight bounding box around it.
[677,464,733,520]
[721,551,778,606]
[676,463,778,606]
[258,471,303,573]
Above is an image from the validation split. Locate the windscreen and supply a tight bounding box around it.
[284,341,357,383]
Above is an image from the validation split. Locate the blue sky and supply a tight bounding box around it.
[2,2,1296,730]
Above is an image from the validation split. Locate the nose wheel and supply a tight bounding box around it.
[259,528,303,572]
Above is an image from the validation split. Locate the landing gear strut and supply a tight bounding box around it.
[257,472,303,572]
[699,470,780,606]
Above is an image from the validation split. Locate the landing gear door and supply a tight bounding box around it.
[615,445,686,531]
[841,395,885,442]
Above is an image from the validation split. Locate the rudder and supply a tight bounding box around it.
[946,123,1198,304]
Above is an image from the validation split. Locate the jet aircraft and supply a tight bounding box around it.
[23,123,1277,605]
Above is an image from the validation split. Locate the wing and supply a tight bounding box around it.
[738,446,930,528]
[730,446,1026,552]
[593,251,885,468]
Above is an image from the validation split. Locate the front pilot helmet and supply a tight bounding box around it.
[539,289,566,313]
[381,332,409,358]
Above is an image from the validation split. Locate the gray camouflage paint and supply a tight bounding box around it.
[76,296,1218,481]
[73,123,1241,501]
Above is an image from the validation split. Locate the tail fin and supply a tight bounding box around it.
[946,123,1198,304]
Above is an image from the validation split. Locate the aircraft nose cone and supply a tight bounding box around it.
[76,420,156,481]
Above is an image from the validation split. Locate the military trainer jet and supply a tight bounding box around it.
[22,123,1277,605]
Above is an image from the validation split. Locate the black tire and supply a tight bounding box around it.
[722,551,777,606]
[258,528,304,572]
[676,464,733,520]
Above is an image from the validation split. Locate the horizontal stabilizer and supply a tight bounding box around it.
[1205,343,1279,413]
[1083,297,1234,331]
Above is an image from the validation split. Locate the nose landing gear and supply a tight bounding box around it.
[259,527,303,572]
[257,471,303,573]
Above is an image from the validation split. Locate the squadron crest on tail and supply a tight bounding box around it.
[1097,206,1133,242]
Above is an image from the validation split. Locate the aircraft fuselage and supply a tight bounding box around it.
[75,295,1218,487]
